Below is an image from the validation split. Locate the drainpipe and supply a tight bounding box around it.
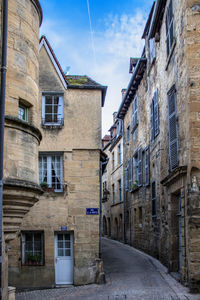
[99,160,102,258]
[122,119,126,244]
[99,159,108,257]
[0,0,8,297]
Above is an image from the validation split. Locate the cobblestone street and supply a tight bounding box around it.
[16,238,200,300]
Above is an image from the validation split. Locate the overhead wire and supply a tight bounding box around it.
[86,0,97,68]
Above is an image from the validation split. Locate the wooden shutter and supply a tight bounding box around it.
[149,38,156,64]
[150,100,154,141]
[125,168,128,191]
[132,100,135,129]
[168,86,178,170]
[134,96,138,128]
[154,89,159,137]
[138,148,143,187]
[145,147,150,186]
[42,95,45,124]
[128,158,133,191]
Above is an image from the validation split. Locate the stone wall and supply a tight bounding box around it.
[8,39,103,288]
[120,0,200,289]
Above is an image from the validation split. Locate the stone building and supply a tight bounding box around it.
[102,112,124,241]
[8,35,107,289]
[0,0,43,299]
[117,0,200,291]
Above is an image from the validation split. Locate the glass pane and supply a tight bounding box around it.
[45,96,53,105]
[64,234,70,241]
[58,241,63,249]
[45,105,53,113]
[58,234,63,240]
[65,241,70,248]
[58,249,64,256]
[64,249,71,256]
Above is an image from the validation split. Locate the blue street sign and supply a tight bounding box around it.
[61,226,67,231]
[86,208,99,215]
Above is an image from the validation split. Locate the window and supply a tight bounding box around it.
[132,96,138,132]
[112,184,115,204]
[128,158,133,191]
[149,38,156,65]
[150,89,160,141]
[42,93,64,126]
[118,144,121,165]
[151,181,156,217]
[166,0,174,57]
[118,179,122,202]
[39,153,63,192]
[18,102,28,122]
[22,231,44,265]
[133,148,142,187]
[112,152,115,170]
[117,120,122,136]
[144,147,150,186]
[168,85,178,171]
[127,125,130,142]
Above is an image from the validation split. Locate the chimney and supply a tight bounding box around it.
[121,89,127,99]
[113,112,117,123]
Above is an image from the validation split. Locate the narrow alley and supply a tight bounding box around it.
[16,238,199,300]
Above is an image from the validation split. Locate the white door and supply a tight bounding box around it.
[55,232,74,284]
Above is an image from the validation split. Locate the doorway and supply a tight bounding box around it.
[54,232,74,285]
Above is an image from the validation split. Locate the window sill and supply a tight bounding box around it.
[23,264,44,267]
[165,38,176,71]
[42,124,64,129]
[130,186,140,193]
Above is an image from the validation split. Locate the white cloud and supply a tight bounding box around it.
[40,9,148,136]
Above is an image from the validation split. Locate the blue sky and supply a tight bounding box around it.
[40,0,153,135]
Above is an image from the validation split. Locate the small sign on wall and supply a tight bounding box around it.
[86,208,99,215]
[61,226,67,231]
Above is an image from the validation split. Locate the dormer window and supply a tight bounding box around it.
[42,93,64,126]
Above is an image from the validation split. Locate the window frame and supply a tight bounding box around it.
[150,89,160,142]
[18,102,29,122]
[112,184,115,204]
[112,151,115,170]
[118,179,122,202]
[21,231,44,266]
[132,95,138,133]
[39,153,63,192]
[42,93,64,126]
[118,144,121,165]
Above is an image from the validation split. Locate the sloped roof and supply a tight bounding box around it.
[39,35,68,89]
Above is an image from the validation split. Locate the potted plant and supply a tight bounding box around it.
[131,180,138,191]
[40,182,54,192]
[26,253,41,265]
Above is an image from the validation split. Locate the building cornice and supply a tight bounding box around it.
[5,115,42,144]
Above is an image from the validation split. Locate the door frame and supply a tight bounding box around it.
[54,231,74,285]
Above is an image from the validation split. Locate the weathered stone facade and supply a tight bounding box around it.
[102,114,124,242]
[8,36,107,288]
[1,0,42,298]
[116,0,200,291]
